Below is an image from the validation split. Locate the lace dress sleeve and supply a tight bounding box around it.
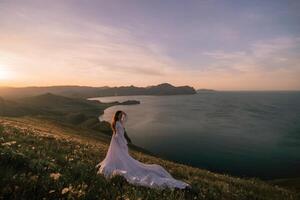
[114,121,128,149]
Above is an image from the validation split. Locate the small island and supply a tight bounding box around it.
[196,89,216,93]
[118,100,140,105]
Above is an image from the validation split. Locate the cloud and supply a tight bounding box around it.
[251,37,300,57]
[203,51,247,60]
[0,1,299,90]
[202,36,300,74]
[0,3,175,84]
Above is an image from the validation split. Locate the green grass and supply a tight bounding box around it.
[0,93,119,135]
[268,178,300,193]
[0,117,298,200]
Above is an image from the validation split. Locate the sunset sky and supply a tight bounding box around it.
[0,0,299,90]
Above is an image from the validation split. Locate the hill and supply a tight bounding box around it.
[0,117,298,200]
[0,93,139,135]
[0,83,196,99]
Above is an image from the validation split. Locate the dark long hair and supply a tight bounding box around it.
[111,110,123,134]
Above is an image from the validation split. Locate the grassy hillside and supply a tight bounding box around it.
[0,117,298,200]
[268,178,300,193]
[1,93,140,135]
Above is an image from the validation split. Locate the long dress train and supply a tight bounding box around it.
[96,121,190,189]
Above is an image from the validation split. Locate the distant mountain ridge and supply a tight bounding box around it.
[0,83,196,98]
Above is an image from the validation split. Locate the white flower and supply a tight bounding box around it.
[61,187,70,194]
[1,141,17,146]
[50,172,61,181]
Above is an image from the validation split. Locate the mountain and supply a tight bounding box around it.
[0,96,46,117]
[0,86,107,99]
[0,83,196,98]
[0,93,139,135]
[146,83,196,95]
[18,93,107,115]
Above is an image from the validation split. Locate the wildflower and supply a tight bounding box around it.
[1,141,17,146]
[50,172,61,181]
[62,185,73,194]
[30,175,39,182]
[61,187,70,194]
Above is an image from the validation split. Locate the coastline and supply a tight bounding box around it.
[0,93,299,198]
[90,94,300,185]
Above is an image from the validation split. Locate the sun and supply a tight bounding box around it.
[0,65,13,80]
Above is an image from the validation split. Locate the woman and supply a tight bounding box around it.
[96,110,190,189]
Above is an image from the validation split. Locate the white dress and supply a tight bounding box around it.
[96,121,190,189]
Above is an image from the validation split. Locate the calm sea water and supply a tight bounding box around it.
[91,92,300,180]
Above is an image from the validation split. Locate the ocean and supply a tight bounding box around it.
[91,91,300,180]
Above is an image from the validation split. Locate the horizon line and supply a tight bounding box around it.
[0,84,299,92]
